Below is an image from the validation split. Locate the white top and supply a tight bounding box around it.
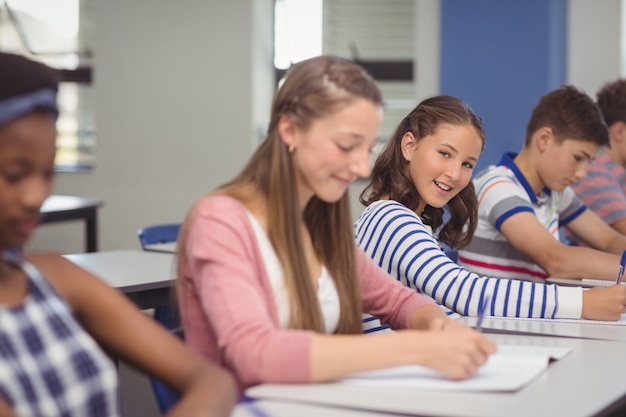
[247,212,340,333]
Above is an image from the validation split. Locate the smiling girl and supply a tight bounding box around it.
[176,56,496,392]
[356,95,626,321]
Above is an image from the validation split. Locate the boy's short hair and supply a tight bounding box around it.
[596,79,626,127]
[524,85,608,147]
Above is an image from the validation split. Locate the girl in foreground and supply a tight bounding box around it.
[356,95,626,321]
[0,52,236,417]
[176,56,495,391]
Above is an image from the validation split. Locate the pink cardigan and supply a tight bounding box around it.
[177,194,435,390]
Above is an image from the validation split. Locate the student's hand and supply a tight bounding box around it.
[582,286,626,320]
[406,328,497,380]
[428,316,471,333]
[407,305,452,330]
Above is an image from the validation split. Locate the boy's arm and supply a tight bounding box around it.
[500,211,621,280]
[611,217,626,236]
[566,208,626,255]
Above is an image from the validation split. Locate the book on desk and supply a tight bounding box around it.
[247,344,570,400]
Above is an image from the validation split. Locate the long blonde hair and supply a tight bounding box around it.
[180,56,382,334]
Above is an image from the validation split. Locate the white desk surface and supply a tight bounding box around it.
[63,250,175,293]
[247,333,626,417]
[41,194,103,212]
[232,399,400,417]
[143,242,177,254]
[460,315,626,342]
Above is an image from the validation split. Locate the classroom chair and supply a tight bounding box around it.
[137,223,181,249]
[149,327,183,413]
[137,223,182,329]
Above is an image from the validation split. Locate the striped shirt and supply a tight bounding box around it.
[570,150,626,245]
[458,152,585,282]
[0,251,119,417]
[355,199,582,318]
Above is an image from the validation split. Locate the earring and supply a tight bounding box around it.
[288,144,295,153]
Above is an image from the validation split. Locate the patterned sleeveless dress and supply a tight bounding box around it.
[0,251,119,416]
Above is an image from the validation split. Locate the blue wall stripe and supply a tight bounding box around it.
[441,0,567,173]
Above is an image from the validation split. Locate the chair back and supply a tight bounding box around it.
[137,223,182,330]
[137,223,182,248]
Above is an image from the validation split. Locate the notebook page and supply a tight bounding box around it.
[335,344,570,392]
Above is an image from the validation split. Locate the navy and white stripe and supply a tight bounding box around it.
[355,200,582,319]
[0,251,119,417]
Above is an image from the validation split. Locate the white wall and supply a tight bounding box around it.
[29,0,626,250]
[28,0,274,252]
[348,0,440,220]
[568,0,623,94]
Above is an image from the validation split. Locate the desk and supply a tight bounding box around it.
[63,250,174,310]
[460,315,626,342]
[247,333,626,417]
[143,242,177,253]
[232,400,400,417]
[40,195,103,253]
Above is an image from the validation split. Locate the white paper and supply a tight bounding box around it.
[335,344,570,392]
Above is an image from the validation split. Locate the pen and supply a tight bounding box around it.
[616,250,626,285]
[475,293,490,332]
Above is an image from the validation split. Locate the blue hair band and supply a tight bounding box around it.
[0,88,58,127]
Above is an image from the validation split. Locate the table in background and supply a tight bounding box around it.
[247,333,626,417]
[460,315,626,342]
[63,250,174,310]
[40,195,103,253]
[143,242,177,253]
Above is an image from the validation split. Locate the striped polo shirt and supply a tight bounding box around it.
[570,150,626,245]
[458,152,586,282]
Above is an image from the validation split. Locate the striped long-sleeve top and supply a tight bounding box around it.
[355,199,583,318]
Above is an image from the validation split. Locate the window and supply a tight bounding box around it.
[274,0,323,70]
[0,0,95,170]
[274,0,416,165]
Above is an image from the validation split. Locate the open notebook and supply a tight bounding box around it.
[335,344,570,392]
[247,344,570,398]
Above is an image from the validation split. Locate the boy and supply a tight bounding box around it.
[458,85,626,281]
[571,79,626,241]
